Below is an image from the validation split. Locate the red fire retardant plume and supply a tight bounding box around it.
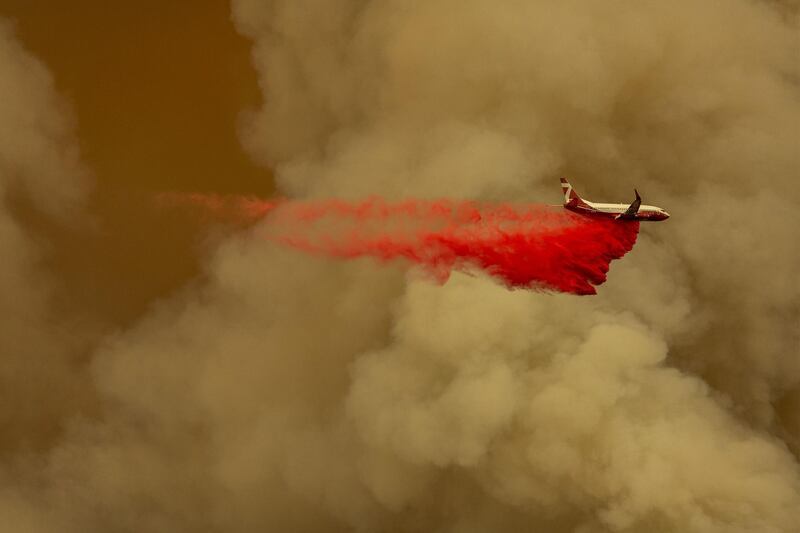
[159,194,640,295]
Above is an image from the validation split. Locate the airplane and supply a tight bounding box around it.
[559,178,669,221]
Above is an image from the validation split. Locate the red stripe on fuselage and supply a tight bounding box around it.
[564,204,668,222]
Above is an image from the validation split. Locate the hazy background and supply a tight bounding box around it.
[0,0,271,326]
[0,1,798,532]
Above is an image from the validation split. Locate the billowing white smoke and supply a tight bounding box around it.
[227,1,800,530]
[1,2,800,532]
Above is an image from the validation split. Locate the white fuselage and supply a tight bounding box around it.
[584,201,663,214]
[567,200,670,221]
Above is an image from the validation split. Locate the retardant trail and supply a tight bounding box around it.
[159,194,639,295]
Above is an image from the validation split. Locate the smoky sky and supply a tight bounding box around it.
[1,1,800,532]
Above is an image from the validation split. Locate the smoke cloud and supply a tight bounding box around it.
[1,1,800,532]
[0,19,91,455]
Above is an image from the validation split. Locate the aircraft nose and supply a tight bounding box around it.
[660,211,670,220]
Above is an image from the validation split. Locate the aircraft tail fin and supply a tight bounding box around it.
[560,178,585,205]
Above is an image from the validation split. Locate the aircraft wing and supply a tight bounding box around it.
[617,189,642,219]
